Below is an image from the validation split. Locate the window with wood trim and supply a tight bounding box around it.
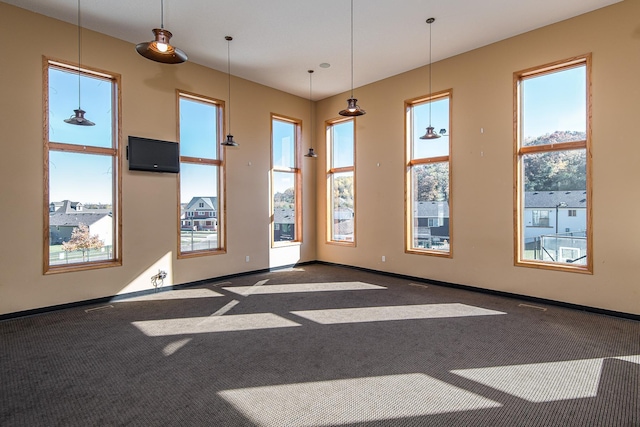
[326,118,355,244]
[178,92,225,257]
[514,55,592,272]
[405,90,452,256]
[271,114,302,245]
[44,58,121,273]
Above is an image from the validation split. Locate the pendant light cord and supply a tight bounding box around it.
[350,0,354,98]
[309,70,313,148]
[428,19,432,127]
[227,37,232,134]
[160,0,164,29]
[77,0,81,109]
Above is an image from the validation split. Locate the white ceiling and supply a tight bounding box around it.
[5,0,620,100]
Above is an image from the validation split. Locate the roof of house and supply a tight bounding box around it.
[185,197,217,211]
[274,208,295,224]
[415,201,450,217]
[49,213,110,227]
[524,191,587,209]
[52,200,111,214]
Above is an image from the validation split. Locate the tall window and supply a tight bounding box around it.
[405,90,452,256]
[44,59,121,273]
[515,55,592,272]
[178,92,225,257]
[326,118,355,244]
[271,114,302,245]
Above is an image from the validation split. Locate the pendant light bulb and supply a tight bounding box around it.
[339,0,365,117]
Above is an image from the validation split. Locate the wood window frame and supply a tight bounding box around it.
[513,54,593,274]
[176,90,226,259]
[326,117,356,246]
[404,89,453,258]
[270,113,303,247]
[43,58,122,274]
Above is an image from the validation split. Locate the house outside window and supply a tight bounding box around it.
[44,59,121,273]
[514,55,592,272]
[326,118,355,244]
[178,91,225,256]
[405,90,452,256]
[271,114,302,245]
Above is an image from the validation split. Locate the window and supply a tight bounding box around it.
[178,91,225,256]
[44,59,121,273]
[405,90,452,256]
[271,114,302,245]
[515,55,591,272]
[531,210,550,227]
[326,118,355,244]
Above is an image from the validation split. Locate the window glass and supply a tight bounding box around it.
[406,91,452,255]
[327,119,355,244]
[178,93,223,256]
[271,116,301,244]
[516,57,590,270]
[45,61,120,272]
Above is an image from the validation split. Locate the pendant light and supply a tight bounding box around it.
[420,17,442,140]
[64,0,94,126]
[339,0,365,117]
[135,0,187,64]
[305,70,318,158]
[221,36,239,147]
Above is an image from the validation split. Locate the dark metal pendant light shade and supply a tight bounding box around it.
[339,98,365,117]
[66,0,94,126]
[136,0,187,64]
[420,17,442,140]
[65,109,95,126]
[339,0,365,117]
[221,36,239,147]
[305,70,318,158]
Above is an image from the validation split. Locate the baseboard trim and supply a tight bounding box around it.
[316,261,640,322]
[0,261,314,322]
[2,260,638,322]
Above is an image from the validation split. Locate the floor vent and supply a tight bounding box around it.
[84,305,114,313]
[518,303,547,311]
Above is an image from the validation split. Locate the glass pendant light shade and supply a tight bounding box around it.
[136,0,187,64]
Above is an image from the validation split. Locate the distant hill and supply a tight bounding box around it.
[524,130,586,146]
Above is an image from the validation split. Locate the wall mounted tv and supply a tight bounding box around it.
[127,136,179,173]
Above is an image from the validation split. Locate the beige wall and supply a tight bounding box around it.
[315,0,640,315]
[0,2,317,315]
[1,1,639,317]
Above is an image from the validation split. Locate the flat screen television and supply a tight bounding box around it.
[127,136,179,173]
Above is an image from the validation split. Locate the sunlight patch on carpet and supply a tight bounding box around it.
[224,281,386,296]
[291,303,504,325]
[218,373,501,426]
[132,313,301,336]
[452,358,604,402]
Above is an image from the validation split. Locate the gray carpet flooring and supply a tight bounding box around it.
[1,264,639,426]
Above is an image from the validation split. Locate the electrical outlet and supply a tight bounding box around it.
[382,256,386,262]
[245,255,250,263]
